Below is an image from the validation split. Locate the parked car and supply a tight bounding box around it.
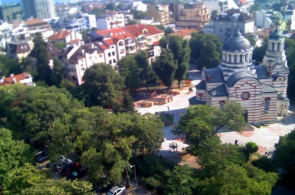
[55,161,70,172]
[35,148,47,157]
[106,185,126,195]
[35,151,49,163]
[67,167,88,180]
[60,164,74,177]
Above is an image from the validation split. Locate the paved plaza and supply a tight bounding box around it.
[136,70,295,158]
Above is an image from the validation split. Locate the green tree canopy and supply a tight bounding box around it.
[168,35,190,88]
[80,63,124,108]
[200,164,278,195]
[0,55,23,77]
[163,165,199,195]
[3,164,95,195]
[190,33,222,69]
[273,130,295,189]
[152,48,177,89]
[245,141,259,154]
[0,128,33,184]
[173,103,246,152]
[29,32,52,85]
[196,136,247,176]
[118,55,140,89]
[0,85,82,142]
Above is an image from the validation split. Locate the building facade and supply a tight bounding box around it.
[204,9,254,42]
[22,0,56,20]
[194,28,289,125]
[146,4,170,25]
[97,13,125,30]
[0,3,22,22]
[175,3,210,30]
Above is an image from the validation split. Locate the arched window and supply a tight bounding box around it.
[219,100,226,109]
[265,98,270,113]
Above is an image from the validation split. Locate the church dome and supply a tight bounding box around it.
[269,29,284,40]
[223,31,252,52]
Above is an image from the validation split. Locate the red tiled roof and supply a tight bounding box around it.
[8,42,31,54]
[24,18,47,26]
[3,72,31,84]
[49,30,71,40]
[103,38,115,45]
[240,0,247,4]
[96,42,109,51]
[69,39,82,45]
[170,29,198,37]
[124,24,164,37]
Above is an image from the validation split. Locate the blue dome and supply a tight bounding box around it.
[223,31,252,52]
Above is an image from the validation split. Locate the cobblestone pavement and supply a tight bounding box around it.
[137,71,295,158]
[219,111,295,155]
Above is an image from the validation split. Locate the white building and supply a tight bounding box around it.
[97,13,125,30]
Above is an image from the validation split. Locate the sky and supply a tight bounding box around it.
[0,0,82,5]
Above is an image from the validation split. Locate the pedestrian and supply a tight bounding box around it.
[235,140,238,145]
[167,106,170,111]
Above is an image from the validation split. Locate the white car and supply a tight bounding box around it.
[106,185,126,195]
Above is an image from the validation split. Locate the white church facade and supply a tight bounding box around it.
[195,28,289,125]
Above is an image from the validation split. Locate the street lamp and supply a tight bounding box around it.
[130,165,137,189]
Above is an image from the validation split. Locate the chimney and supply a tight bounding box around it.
[10,73,14,77]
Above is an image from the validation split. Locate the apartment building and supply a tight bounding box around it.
[204,9,254,41]
[146,4,170,25]
[97,12,125,30]
[175,3,210,30]
[22,0,56,20]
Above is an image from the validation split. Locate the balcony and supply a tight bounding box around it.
[125,39,135,47]
[137,37,146,44]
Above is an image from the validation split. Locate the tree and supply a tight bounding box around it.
[0,85,82,142]
[189,33,222,69]
[245,141,259,154]
[252,38,268,65]
[0,128,34,184]
[168,35,190,88]
[196,136,247,176]
[197,39,221,69]
[152,48,177,89]
[0,55,23,76]
[159,37,168,49]
[173,103,246,152]
[163,165,198,195]
[3,164,95,194]
[50,58,64,87]
[105,3,116,10]
[81,63,124,108]
[29,32,52,85]
[118,55,140,90]
[135,50,157,89]
[211,10,218,21]
[200,164,278,195]
[273,130,295,189]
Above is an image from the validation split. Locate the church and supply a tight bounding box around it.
[194,28,289,125]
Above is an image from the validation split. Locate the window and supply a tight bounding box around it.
[109,60,112,64]
[241,92,250,100]
[113,59,116,63]
[265,98,270,113]
[112,52,115,56]
[108,53,111,57]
